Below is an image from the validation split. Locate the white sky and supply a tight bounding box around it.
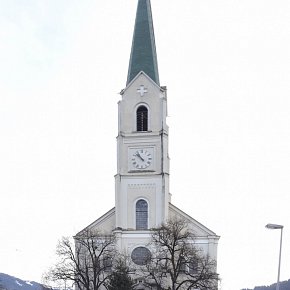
[0,1,289,289]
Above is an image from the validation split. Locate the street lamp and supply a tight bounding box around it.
[265,223,284,290]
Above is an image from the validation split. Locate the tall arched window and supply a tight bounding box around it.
[136,105,148,131]
[136,199,148,230]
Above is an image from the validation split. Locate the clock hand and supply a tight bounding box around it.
[136,152,144,161]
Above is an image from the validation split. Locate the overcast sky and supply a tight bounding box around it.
[0,1,290,290]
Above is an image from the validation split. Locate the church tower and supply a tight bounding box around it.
[115,0,170,233]
[77,0,218,271]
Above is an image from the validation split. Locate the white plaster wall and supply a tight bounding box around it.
[116,176,167,229]
[119,73,167,134]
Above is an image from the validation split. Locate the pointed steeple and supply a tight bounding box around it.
[127,0,160,86]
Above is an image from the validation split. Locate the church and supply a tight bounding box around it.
[76,0,219,284]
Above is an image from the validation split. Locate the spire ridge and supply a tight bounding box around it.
[127,0,160,86]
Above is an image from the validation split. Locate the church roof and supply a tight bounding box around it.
[169,203,219,238]
[127,0,160,86]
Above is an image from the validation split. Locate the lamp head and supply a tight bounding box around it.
[265,223,283,229]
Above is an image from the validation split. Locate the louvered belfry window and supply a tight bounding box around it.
[136,199,148,230]
[136,105,148,131]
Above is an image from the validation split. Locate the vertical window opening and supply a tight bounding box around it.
[180,256,186,273]
[136,106,148,131]
[188,259,198,274]
[103,256,112,272]
[136,199,148,230]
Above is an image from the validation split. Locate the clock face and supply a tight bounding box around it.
[132,149,152,169]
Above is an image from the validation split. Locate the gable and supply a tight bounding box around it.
[75,207,116,237]
[122,71,163,98]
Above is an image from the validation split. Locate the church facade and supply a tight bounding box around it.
[76,0,219,286]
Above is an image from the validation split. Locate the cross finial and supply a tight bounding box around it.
[137,85,148,97]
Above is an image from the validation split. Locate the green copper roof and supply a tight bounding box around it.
[127,0,160,86]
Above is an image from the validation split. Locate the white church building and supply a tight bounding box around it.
[76,0,219,281]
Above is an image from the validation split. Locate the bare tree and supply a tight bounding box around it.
[143,219,219,290]
[45,229,115,290]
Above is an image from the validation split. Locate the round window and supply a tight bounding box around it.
[131,247,151,265]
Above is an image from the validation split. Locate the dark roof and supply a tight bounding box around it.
[127,0,160,86]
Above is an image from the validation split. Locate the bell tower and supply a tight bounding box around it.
[115,0,170,231]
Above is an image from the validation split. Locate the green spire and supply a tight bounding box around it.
[127,0,160,86]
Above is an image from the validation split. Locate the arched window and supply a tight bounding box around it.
[136,105,148,131]
[136,199,148,230]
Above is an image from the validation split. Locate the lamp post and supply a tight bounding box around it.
[265,223,284,290]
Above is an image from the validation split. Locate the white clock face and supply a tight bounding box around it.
[132,149,152,169]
